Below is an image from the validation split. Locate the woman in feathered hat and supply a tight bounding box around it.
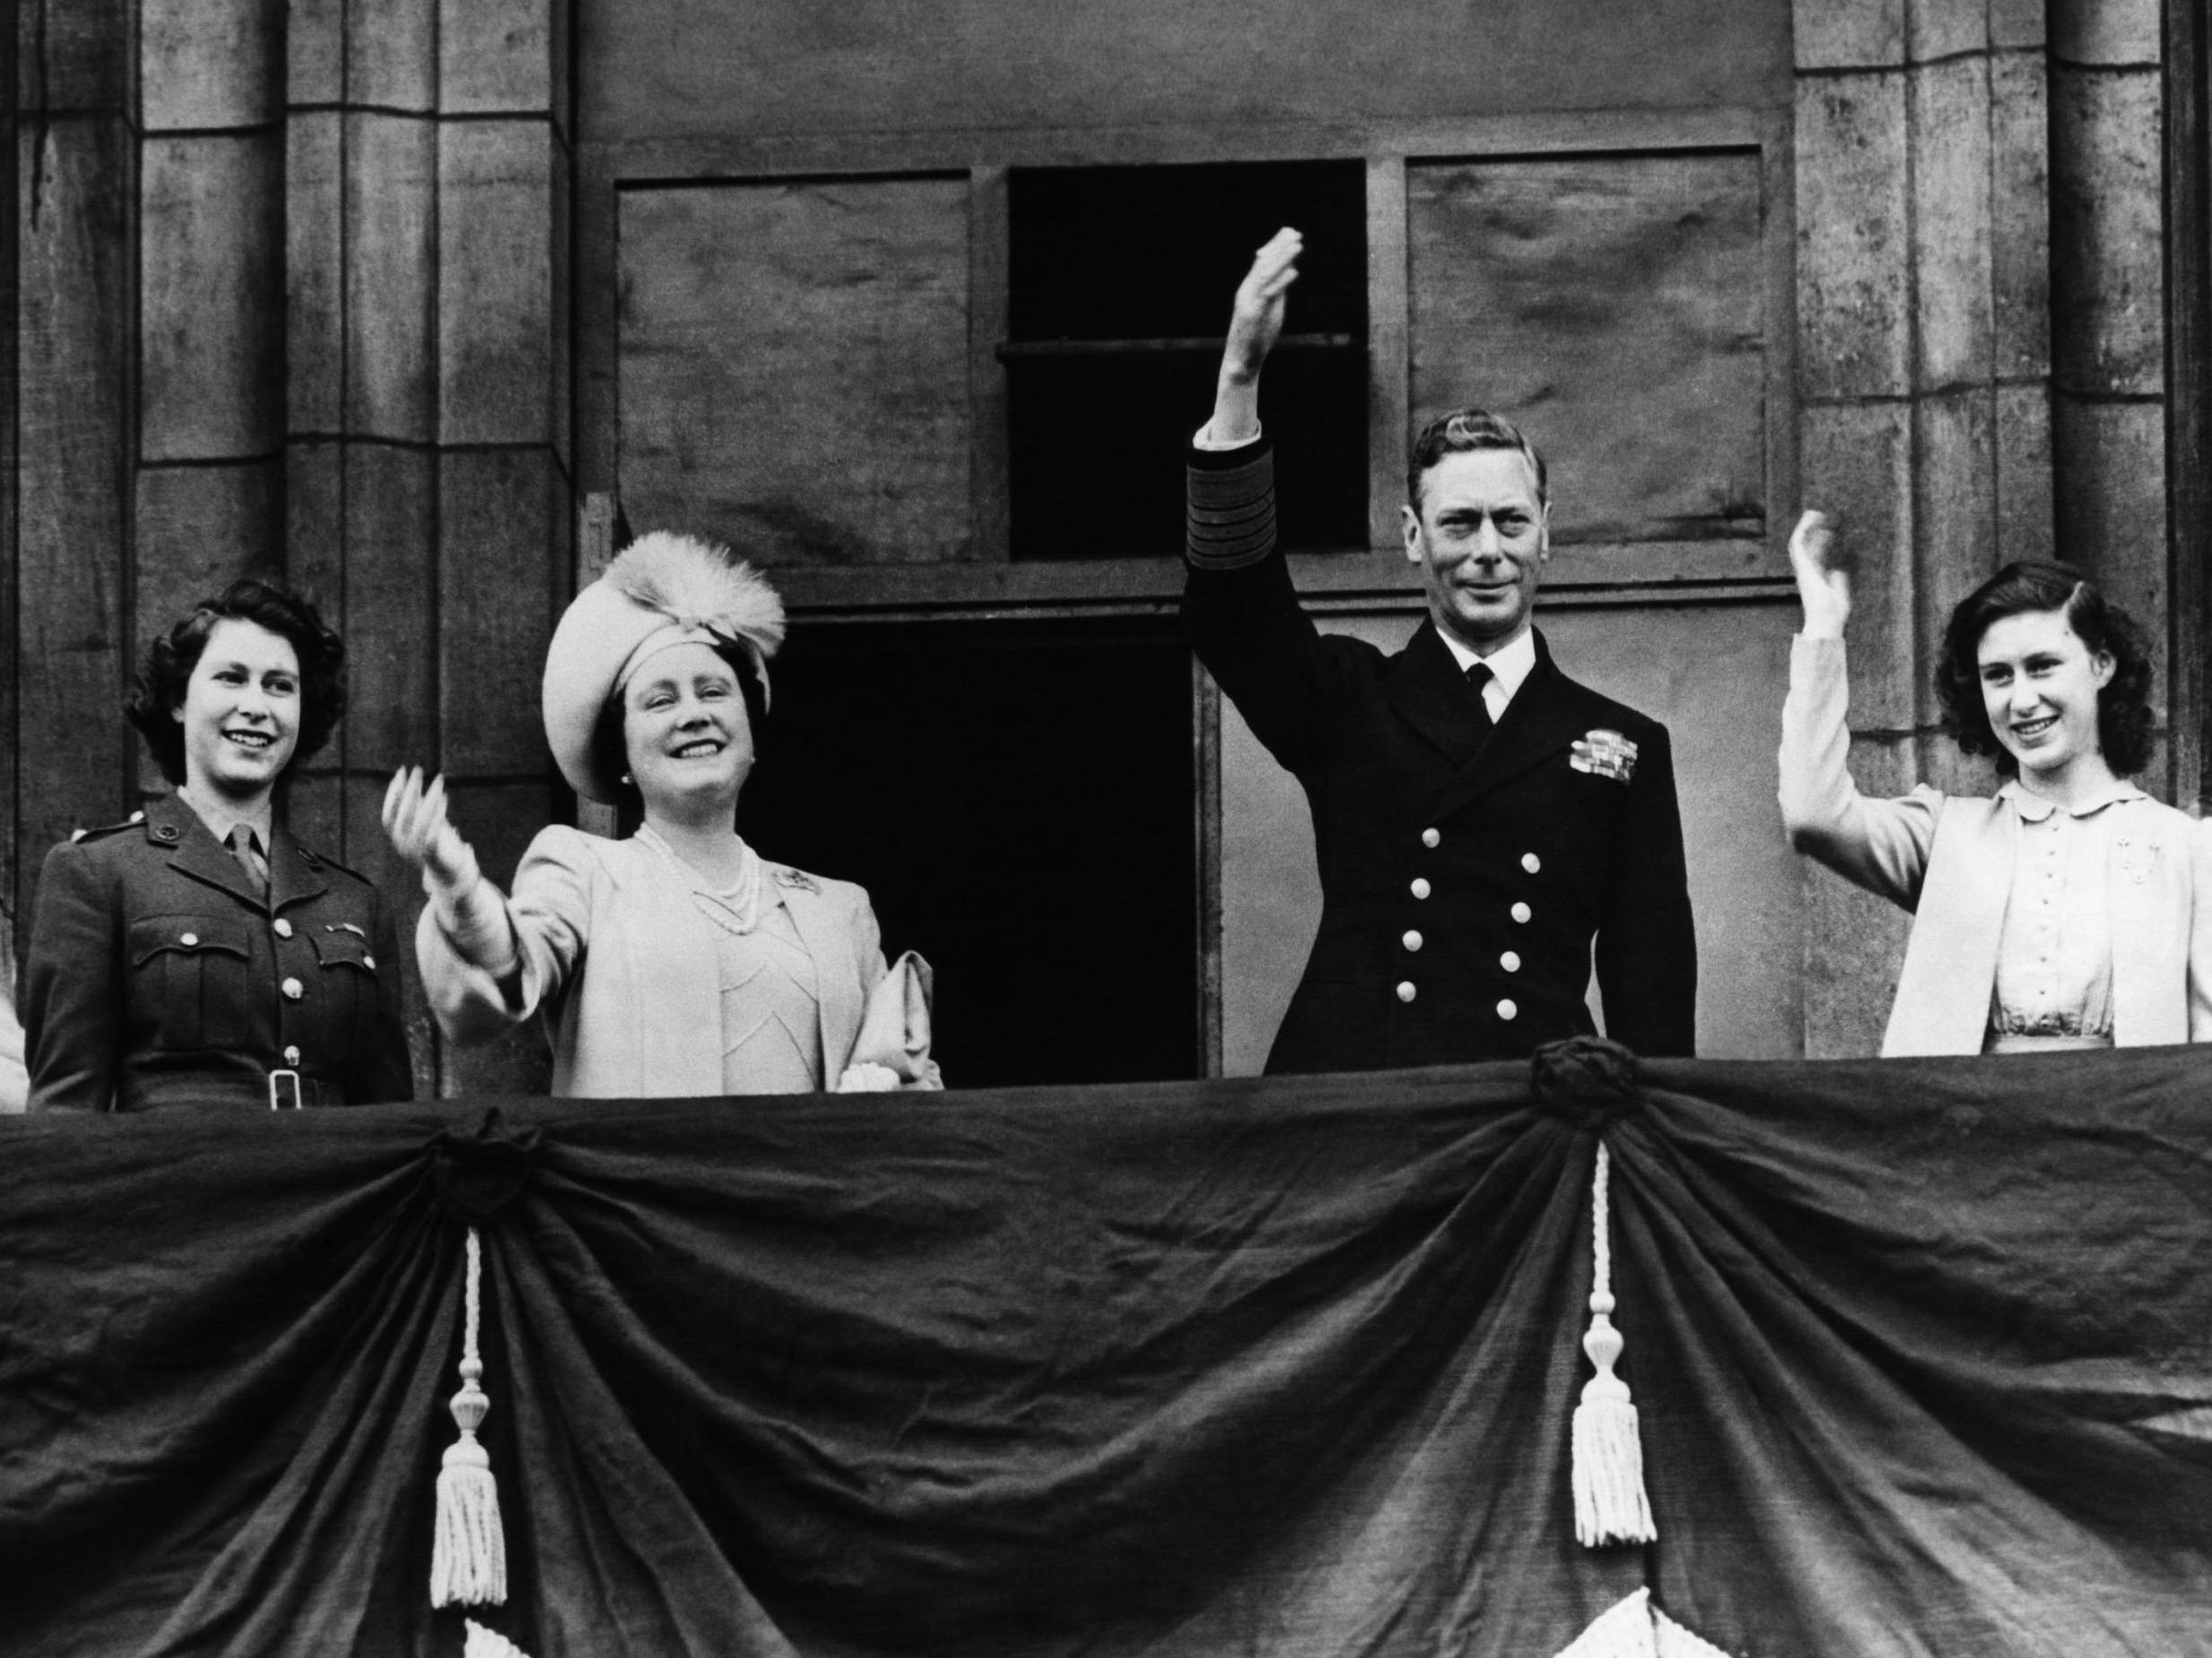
[382,532,937,1095]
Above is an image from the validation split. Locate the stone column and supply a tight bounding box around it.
[2167,0,2212,812]
[13,1,138,904]
[431,0,574,1095]
[2050,0,2171,778]
[272,0,573,1094]
[280,0,443,1091]
[138,0,288,798]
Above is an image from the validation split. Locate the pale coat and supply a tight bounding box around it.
[1779,635,2212,1056]
[420,824,886,1096]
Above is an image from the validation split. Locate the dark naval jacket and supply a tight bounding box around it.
[22,792,416,1111]
[1184,440,1697,1072]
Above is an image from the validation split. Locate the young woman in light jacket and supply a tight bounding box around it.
[1779,511,2212,1056]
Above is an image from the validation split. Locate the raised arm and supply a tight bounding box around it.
[1204,226,1301,446]
[383,767,518,975]
[1777,511,1938,908]
[383,765,541,1044]
[1183,229,1341,776]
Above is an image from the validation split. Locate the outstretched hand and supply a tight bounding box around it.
[381,765,481,898]
[1788,510,1851,640]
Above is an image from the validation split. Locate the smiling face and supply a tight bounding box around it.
[1401,447,1550,653]
[174,617,302,805]
[1975,607,2114,786]
[620,640,755,820]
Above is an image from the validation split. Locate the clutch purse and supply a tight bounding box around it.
[839,950,941,1090]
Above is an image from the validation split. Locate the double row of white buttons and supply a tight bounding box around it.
[1396,827,1542,1020]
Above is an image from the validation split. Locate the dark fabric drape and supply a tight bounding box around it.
[1,1045,2208,1657]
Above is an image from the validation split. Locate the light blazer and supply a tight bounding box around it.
[1778,634,2212,1055]
[419,825,888,1097]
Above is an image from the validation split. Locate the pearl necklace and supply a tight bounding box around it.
[635,822,764,936]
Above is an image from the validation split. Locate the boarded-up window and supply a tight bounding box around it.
[619,176,972,566]
[1408,151,1765,546]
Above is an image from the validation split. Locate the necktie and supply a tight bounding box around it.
[227,824,269,898]
[1465,659,1496,747]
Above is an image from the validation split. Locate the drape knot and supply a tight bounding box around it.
[1531,1036,1640,1124]
[426,1109,542,1223]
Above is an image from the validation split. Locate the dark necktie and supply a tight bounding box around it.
[227,824,269,898]
[1465,659,1496,747]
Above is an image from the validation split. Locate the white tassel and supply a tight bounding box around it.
[463,1619,536,1658]
[1572,1142,1657,1546]
[433,1228,510,1607]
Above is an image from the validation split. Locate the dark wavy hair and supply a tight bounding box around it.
[590,638,769,813]
[124,580,349,786]
[1934,560,2155,777]
[1407,408,1548,511]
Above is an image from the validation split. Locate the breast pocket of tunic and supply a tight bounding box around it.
[309,923,380,1041]
[128,914,253,1051]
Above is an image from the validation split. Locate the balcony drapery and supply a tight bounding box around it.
[2,1045,2207,1656]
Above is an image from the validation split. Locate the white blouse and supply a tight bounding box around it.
[1986,781,2140,1045]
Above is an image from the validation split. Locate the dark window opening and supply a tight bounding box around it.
[738,618,1199,1088]
[1005,160,1368,560]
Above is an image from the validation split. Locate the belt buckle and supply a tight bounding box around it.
[268,1069,304,1111]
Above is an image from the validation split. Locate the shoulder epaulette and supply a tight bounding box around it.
[293,839,372,882]
[68,809,147,845]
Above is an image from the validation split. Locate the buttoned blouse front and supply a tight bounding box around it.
[1988,780,2139,1041]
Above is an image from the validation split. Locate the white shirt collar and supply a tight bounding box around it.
[1996,776,2146,821]
[1434,624,1538,705]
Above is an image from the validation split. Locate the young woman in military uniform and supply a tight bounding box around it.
[22,580,416,1111]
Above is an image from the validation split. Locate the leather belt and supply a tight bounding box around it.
[116,1071,348,1112]
[266,1069,343,1109]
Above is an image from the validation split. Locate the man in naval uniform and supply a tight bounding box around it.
[1183,228,1697,1072]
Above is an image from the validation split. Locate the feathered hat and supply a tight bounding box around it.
[542,531,787,803]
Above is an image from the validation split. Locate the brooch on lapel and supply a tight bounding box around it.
[772,866,820,895]
[2114,834,2159,886]
[1571,729,1639,784]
